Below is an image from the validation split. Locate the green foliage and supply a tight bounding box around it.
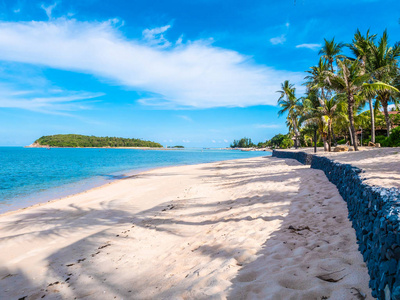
[35,134,163,148]
[280,137,294,149]
[386,127,400,147]
[264,133,293,149]
[168,145,184,148]
[257,142,267,148]
[230,137,255,148]
[269,134,286,148]
[375,135,388,145]
[336,138,347,145]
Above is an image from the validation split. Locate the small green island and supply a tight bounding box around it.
[28,134,163,148]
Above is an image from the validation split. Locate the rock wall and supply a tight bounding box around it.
[272,150,400,299]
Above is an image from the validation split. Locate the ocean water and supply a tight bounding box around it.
[0,147,270,213]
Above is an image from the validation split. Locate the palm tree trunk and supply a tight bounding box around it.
[381,97,391,136]
[348,95,359,151]
[291,117,300,149]
[369,97,376,143]
[323,135,328,152]
[327,119,332,152]
[332,129,337,146]
[348,127,353,145]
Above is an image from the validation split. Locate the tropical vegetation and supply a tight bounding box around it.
[230,137,255,148]
[277,29,400,151]
[34,134,163,148]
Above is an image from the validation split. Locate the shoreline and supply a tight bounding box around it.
[0,156,268,217]
[0,156,371,299]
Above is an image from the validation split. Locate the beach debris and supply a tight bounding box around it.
[288,225,311,235]
[48,281,59,286]
[77,258,86,263]
[1,273,16,280]
[18,296,27,300]
[350,287,367,299]
[162,204,175,211]
[98,242,111,249]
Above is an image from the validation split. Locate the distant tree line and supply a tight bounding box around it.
[35,134,163,148]
[230,137,255,148]
[230,134,295,149]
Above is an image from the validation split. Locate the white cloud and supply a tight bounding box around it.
[270,34,286,45]
[254,124,282,129]
[212,140,216,143]
[142,25,172,48]
[0,85,103,115]
[177,115,192,121]
[41,2,58,20]
[223,139,228,143]
[0,19,303,108]
[296,43,322,50]
[182,139,190,143]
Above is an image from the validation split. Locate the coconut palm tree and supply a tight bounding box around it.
[324,58,398,151]
[305,57,329,99]
[277,80,301,148]
[369,30,400,135]
[348,29,378,142]
[319,38,344,72]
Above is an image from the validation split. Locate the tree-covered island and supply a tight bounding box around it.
[29,134,163,148]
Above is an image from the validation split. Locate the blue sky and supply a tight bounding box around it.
[0,0,399,147]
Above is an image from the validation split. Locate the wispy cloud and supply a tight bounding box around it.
[296,43,322,50]
[269,22,290,45]
[254,124,282,129]
[0,19,302,109]
[41,2,58,19]
[270,34,286,45]
[177,115,192,121]
[0,85,103,115]
[142,25,172,48]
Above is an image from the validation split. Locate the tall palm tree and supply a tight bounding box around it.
[370,30,400,135]
[299,89,329,151]
[319,38,344,72]
[305,58,329,99]
[277,80,300,148]
[348,29,378,142]
[324,58,397,151]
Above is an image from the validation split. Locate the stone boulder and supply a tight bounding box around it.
[375,143,381,148]
[333,145,349,152]
[368,141,376,147]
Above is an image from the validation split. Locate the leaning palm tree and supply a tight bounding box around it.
[324,58,398,151]
[369,30,400,135]
[319,38,344,72]
[348,29,378,142]
[277,80,301,148]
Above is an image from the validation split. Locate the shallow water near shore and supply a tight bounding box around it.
[0,147,269,213]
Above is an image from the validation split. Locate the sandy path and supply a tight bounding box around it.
[0,156,371,299]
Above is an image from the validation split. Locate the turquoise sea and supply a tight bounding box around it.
[0,147,270,213]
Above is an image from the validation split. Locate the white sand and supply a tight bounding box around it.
[315,147,400,189]
[0,156,371,299]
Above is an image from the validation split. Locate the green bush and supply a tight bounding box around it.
[336,138,346,145]
[280,137,294,149]
[375,135,388,146]
[386,127,400,147]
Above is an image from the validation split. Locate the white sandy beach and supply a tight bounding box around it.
[0,156,371,299]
